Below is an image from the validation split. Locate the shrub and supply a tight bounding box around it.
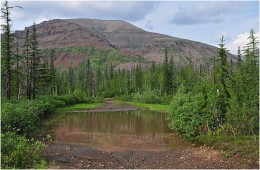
[2,94,100,136]
[121,90,172,104]
[167,86,210,140]
[1,132,46,169]
[1,94,99,169]
[38,96,66,109]
[139,90,159,103]
[2,100,41,137]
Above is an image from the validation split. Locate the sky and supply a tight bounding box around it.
[7,0,260,54]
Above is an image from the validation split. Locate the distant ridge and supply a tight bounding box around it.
[15,18,236,69]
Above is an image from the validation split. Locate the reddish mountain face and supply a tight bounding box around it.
[15,18,236,69]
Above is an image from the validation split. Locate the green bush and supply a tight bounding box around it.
[2,100,41,136]
[226,95,259,135]
[167,92,200,140]
[138,90,159,103]
[38,96,66,108]
[1,132,46,169]
[121,90,172,104]
[2,94,101,136]
[167,84,213,140]
[1,94,100,169]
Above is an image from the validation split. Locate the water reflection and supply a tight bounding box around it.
[41,110,190,151]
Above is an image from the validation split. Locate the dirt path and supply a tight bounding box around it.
[42,143,258,169]
[68,98,138,112]
[42,99,259,169]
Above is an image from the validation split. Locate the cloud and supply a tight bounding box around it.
[211,32,231,44]
[6,0,259,56]
[144,20,154,30]
[171,1,250,25]
[10,1,158,28]
[226,32,260,54]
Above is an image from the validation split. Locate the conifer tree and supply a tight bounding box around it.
[126,70,131,95]
[49,49,56,95]
[237,46,242,67]
[135,64,143,93]
[23,30,31,99]
[215,36,231,126]
[68,61,74,94]
[1,1,13,99]
[104,64,110,95]
[30,22,41,99]
[39,54,49,95]
[163,48,174,95]
[96,68,102,96]
[15,35,21,99]
[169,55,176,94]
[150,61,156,91]
[246,29,259,66]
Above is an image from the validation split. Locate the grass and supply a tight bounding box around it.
[196,134,259,160]
[55,102,103,112]
[116,100,170,112]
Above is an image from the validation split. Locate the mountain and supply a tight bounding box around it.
[15,18,236,69]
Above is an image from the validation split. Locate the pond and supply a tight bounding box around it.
[40,109,190,151]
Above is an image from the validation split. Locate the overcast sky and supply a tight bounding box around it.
[7,0,259,54]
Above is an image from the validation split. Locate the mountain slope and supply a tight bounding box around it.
[15,18,236,69]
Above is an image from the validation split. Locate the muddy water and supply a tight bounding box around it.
[41,110,190,151]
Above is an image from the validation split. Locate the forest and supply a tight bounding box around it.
[1,1,259,169]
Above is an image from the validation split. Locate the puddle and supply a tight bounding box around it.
[40,110,190,151]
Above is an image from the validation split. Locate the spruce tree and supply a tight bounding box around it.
[246,29,259,66]
[39,54,49,95]
[96,68,102,96]
[163,48,174,95]
[15,35,21,99]
[169,55,176,94]
[135,64,143,93]
[150,61,156,91]
[30,22,41,99]
[237,46,242,66]
[1,1,13,99]
[50,49,56,95]
[23,30,31,99]
[68,61,74,94]
[215,36,231,126]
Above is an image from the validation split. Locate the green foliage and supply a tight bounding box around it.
[197,134,259,160]
[225,31,259,135]
[1,132,46,169]
[2,93,99,136]
[163,48,174,95]
[56,102,103,112]
[167,31,259,142]
[119,100,170,113]
[134,64,143,93]
[1,0,16,100]
[129,90,171,104]
[1,94,100,168]
[214,36,231,126]
[2,100,42,136]
[167,87,205,140]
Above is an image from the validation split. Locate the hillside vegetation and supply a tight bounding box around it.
[15,18,236,69]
